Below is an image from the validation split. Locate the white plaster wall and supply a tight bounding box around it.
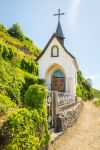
[38,37,77,95]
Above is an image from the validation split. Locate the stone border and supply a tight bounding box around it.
[49,101,83,143]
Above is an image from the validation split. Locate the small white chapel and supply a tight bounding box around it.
[36,9,79,99]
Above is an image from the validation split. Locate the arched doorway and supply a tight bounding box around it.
[51,70,65,92]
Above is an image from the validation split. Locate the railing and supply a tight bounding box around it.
[58,92,75,106]
[46,91,75,129]
[46,91,54,128]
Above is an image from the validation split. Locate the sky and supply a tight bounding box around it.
[0,0,100,90]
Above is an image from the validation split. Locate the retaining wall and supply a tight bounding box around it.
[56,101,83,132]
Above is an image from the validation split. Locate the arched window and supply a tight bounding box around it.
[51,45,59,57]
[53,70,64,78]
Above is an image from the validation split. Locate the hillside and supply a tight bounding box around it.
[92,88,100,107]
[0,24,49,149]
[0,24,41,56]
[92,88,100,99]
[0,24,41,107]
[76,71,93,100]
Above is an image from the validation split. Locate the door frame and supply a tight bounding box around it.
[51,69,66,92]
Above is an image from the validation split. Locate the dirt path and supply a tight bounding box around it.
[49,102,100,150]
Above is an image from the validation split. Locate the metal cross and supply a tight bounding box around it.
[54,9,65,23]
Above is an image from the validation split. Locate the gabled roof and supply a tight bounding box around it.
[36,34,79,70]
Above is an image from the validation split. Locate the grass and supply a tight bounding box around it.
[93,98,100,107]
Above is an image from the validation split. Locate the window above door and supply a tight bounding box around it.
[51,45,59,57]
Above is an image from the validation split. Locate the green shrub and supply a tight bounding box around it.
[21,75,38,100]
[0,94,15,114]
[6,86,21,104]
[38,79,45,85]
[21,58,38,74]
[92,88,100,99]
[1,45,14,61]
[11,53,21,68]
[93,99,100,107]
[24,84,47,109]
[0,103,6,114]
[1,108,49,150]
[8,23,24,41]
[76,84,82,97]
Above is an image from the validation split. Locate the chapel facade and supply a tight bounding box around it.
[36,10,78,100]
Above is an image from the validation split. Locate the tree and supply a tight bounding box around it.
[87,78,93,87]
[8,23,24,41]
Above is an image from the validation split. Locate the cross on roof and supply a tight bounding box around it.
[54,9,65,23]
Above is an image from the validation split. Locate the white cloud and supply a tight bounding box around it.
[67,0,81,30]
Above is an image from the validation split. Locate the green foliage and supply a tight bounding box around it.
[1,44,14,61]
[25,84,47,109]
[6,86,21,104]
[38,79,45,85]
[76,71,94,100]
[0,24,7,32]
[0,59,38,104]
[0,94,15,115]
[0,24,41,56]
[87,78,93,87]
[76,84,82,97]
[1,108,49,150]
[0,41,39,104]
[21,58,38,74]
[92,88,100,99]
[93,99,100,107]
[0,23,49,149]
[0,40,38,73]
[8,23,24,41]
[20,75,38,101]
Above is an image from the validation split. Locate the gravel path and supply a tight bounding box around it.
[49,102,100,150]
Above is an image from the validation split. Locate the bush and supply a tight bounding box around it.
[6,86,21,104]
[38,79,45,85]
[92,88,100,99]
[0,94,15,114]
[21,75,38,100]
[24,84,47,109]
[0,108,49,150]
[21,58,38,74]
[8,23,24,41]
[0,103,6,115]
[93,99,100,107]
[1,44,14,61]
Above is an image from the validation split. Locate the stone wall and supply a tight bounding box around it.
[56,102,83,132]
